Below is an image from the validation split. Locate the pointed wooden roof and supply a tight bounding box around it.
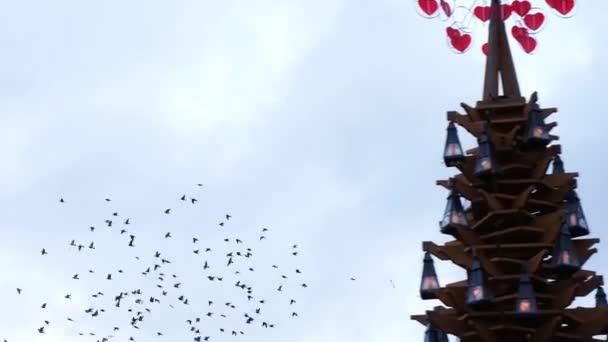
[481,0,524,104]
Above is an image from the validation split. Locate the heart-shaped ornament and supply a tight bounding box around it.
[524,11,545,32]
[474,6,491,22]
[518,36,537,54]
[440,0,452,17]
[417,0,439,17]
[511,0,532,16]
[511,25,529,39]
[546,0,575,17]
[500,4,513,20]
[482,43,489,56]
[450,33,472,53]
[446,27,460,39]
[446,26,472,53]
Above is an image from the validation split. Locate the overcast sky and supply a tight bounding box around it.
[1,1,607,341]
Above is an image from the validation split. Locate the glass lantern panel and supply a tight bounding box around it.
[532,126,545,138]
[421,276,439,290]
[559,251,573,265]
[441,199,453,227]
[445,143,462,157]
[468,285,484,301]
[479,158,492,171]
[568,213,578,227]
[441,211,450,228]
[517,299,533,313]
[579,216,588,229]
[451,211,467,226]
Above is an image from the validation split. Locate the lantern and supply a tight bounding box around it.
[553,220,581,274]
[474,132,498,177]
[524,102,551,146]
[444,122,465,167]
[564,190,589,237]
[440,188,468,235]
[552,155,565,174]
[515,270,538,315]
[420,252,441,299]
[466,250,494,308]
[596,286,608,308]
[424,324,449,342]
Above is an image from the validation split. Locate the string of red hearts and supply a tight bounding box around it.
[415,0,577,54]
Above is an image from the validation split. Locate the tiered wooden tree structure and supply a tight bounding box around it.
[411,1,608,341]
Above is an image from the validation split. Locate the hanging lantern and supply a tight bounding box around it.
[515,270,538,315]
[564,190,589,237]
[552,155,565,174]
[420,252,441,299]
[474,132,498,177]
[552,220,581,274]
[524,102,551,146]
[444,122,465,167]
[439,188,468,235]
[596,286,608,308]
[424,324,449,342]
[466,250,494,308]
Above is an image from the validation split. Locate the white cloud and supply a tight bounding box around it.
[158,0,347,137]
[1,1,607,342]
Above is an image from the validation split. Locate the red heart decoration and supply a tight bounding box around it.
[500,4,513,20]
[418,0,439,16]
[450,33,472,53]
[511,25,529,39]
[482,43,489,56]
[546,0,575,16]
[524,12,545,31]
[440,0,452,17]
[511,0,531,16]
[518,36,537,53]
[474,6,491,22]
[446,27,460,39]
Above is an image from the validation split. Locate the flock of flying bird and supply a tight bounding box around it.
[5,183,313,341]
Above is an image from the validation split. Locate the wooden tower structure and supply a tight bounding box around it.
[411,0,608,341]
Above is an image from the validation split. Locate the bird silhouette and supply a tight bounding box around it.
[36,194,311,339]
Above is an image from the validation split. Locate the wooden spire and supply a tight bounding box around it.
[482,0,522,102]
